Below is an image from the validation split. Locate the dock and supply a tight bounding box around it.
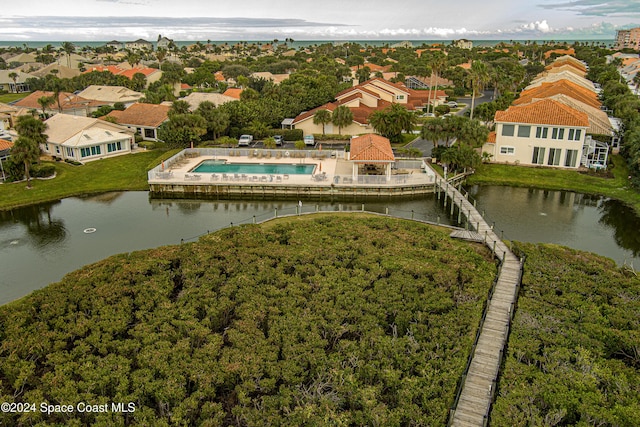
[437,178,524,426]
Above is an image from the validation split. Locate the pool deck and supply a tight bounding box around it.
[148,148,436,199]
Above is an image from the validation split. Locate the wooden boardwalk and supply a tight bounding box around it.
[437,178,523,426]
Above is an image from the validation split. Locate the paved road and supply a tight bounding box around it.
[407,90,495,157]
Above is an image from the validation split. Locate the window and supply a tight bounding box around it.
[551,128,565,140]
[500,146,515,155]
[44,144,49,152]
[81,146,101,157]
[501,124,515,137]
[568,129,582,141]
[547,148,561,166]
[396,95,405,100]
[565,149,578,167]
[536,127,549,138]
[107,142,122,153]
[65,147,74,157]
[55,146,60,154]
[532,146,546,164]
[517,125,531,138]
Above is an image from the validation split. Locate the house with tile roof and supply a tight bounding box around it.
[82,65,162,88]
[179,92,236,110]
[105,103,170,141]
[14,90,109,117]
[291,78,441,136]
[513,80,601,109]
[222,88,243,100]
[484,99,603,169]
[77,85,144,108]
[42,114,135,163]
[526,71,596,93]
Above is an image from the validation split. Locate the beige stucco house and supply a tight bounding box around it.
[42,114,135,163]
[291,78,436,136]
[105,103,170,141]
[484,99,590,169]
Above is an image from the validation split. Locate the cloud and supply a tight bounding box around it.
[539,0,640,17]
[0,14,622,42]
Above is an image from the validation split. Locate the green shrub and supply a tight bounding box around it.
[215,136,238,147]
[30,163,56,178]
[313,133,351,141]
[138,140,155,149]
[282,129,303,141]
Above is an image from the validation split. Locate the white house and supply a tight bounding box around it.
[485,99,590,169]
[42,114,135,163]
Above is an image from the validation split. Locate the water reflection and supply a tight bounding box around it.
[468,186,640,265]
[0,201,67,249]
[598,199,640,257]
[0,189,639,306]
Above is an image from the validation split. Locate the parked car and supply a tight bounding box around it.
[304,135,315,146]
[419,112,436,118]
[273,135,284,146]
[238,134,253,146]
[447,101,458,108]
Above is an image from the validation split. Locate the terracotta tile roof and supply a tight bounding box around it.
[0,139,14,151]
[83,65,126,75]
[14,90,108,111]
[544,49,576,59]
[222,88,243,99]
[495,99,589,127]
[336,86,381,100]
[350,134,395,162]
[487,131,496,143]
[350,63,392,73]
[514,81,601,109]
[105,103,170,127]
[541,94,613,136]
[118,67,160,80]
[291,103,337,125]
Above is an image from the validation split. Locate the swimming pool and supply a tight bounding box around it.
[192,161,316,175]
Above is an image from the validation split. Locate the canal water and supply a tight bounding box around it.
[1,187,639,306]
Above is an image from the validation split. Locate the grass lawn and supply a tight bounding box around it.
[467,154,640,214]
[0,93,29,104]
[0,150,167,211]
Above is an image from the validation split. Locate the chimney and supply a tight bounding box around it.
[352,78,359,87]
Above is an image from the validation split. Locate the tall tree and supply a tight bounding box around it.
[368,103,415,143]
[61,42,75,68]
[8,72,18,92]
[427,54,447,114]
[37,95,55,118]
[331,105,353,135]
[13,116,47,188]
[312,109,332,135]
[196,101,230,140]
[467,61,490,120]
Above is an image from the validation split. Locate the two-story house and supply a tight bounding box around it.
[290,78,443,136]
[485,99,590,169]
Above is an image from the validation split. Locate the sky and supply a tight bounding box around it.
[1,0,639,42]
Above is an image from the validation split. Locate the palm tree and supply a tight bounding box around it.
[37,95,55,118]
[61,42,75,68]
[8,72,18,93]
[313,109,332,135]
[467,61,490,120]
[331,106,353,135]
[427,54,446,114]
[10,136,41,188]
[13,116,47,188]
[156,48,168,70]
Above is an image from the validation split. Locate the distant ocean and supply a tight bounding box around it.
[0,39,616,50]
